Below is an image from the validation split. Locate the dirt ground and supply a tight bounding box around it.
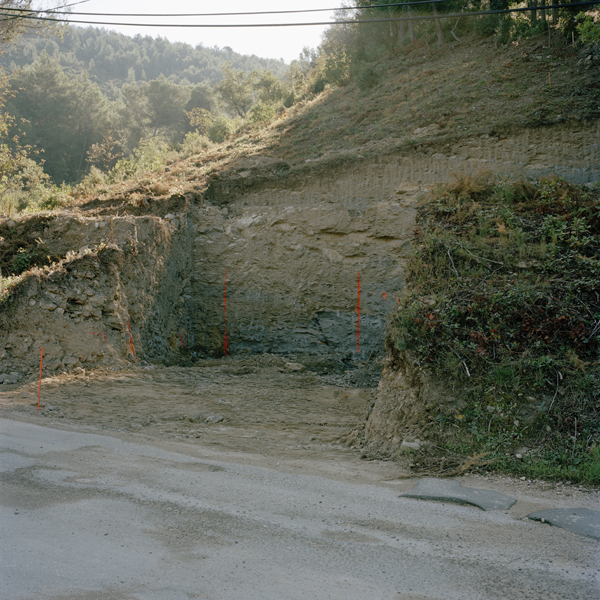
[0,355,378,466]
[1,353,598,512]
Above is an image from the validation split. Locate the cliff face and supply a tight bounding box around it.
[0,214,192,379]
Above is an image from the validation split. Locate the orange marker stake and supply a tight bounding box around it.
[37,347,43,412]
[357,272,361,354]
[224,270,228,356]
[127,322,136,361]
[180,332,184,347]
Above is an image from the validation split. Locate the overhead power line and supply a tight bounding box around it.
[0,2,460,18]
[8,0,599,19]
[0,1,598,28]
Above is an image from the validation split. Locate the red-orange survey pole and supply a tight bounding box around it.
[224,270,228,356]
[357,272,361,354]
[127,322,136,361]
[37,347,43,412]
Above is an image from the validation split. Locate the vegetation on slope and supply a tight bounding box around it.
[0,6,598,203]
[388,174,600,484]
[0,27,287,92]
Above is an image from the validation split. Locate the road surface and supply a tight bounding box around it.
[1,418,598,600]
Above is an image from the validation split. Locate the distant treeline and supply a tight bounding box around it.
[0,27,300,185]
[0,26,287,98]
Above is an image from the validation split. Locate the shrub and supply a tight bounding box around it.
[247,102,276,125]
[576,11,600,50]
[179,131,212,158]
[107,138,168,183]
[207,116,234,143]
[389,174,600,483]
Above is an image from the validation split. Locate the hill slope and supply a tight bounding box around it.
[0,27,288,93]
[0,32,598,483]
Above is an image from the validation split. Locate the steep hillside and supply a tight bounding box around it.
[245,34,599,170]
[0,32,598,481]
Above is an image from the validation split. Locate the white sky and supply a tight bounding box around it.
[60,1,343,63]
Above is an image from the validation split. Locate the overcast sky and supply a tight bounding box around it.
[61,1,342,62]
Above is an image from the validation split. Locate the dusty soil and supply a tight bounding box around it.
[0,355,379,466]
[1,354,598,511]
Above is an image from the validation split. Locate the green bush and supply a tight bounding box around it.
[352,62,384,91]
[179,131,212,158]
[389,174,600,483]
[107,138,168,183]
[576,11,600,50]
[207,116,234,143]
[247,102,276,125]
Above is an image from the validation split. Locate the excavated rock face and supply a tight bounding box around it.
[1,121,597,384]
[0,215,192,378]
[190,175,418,361]
[0,160,420,379]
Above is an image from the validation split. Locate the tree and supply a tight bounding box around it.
[0,67,47,208]
[86,131,123,172]
[186,83,216,113]
[214,63,256,117]
[7,52,112,182]
[122,75,191,140]
[0,1,68,43]
[253,69,283,105]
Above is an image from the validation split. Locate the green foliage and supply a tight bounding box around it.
[214,63,257,118]
[248,102,276,125]
[0,1,68,43]
[122,75,191,140]
[0,27,288,91]
[86,131,123,172]
[389,174,600,483]
[9,246,37,274]
[6,52,111,183]
[576,11,600,49]
[178,131,212,158]
[0,65,53,214]
[207,116,235,144]
[253,69,283,105]
[0,27,289,186]
[107,138,168,183]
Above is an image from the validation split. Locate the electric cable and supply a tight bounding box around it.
[0,1,597,28]
[0,1,491,18]
[4,0,598,19]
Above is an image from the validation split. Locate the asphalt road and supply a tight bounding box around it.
[1,419,598,600]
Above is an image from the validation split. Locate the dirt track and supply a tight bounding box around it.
[1,355,599,509]
[0,355,383,471]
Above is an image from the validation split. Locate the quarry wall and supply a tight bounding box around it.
[0,121,598,382]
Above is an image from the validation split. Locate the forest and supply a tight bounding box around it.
[0,1,597,213]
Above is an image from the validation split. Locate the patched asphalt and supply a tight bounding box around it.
[401,478,600,541]
[527,508,600,540]
[401,478,518,511]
